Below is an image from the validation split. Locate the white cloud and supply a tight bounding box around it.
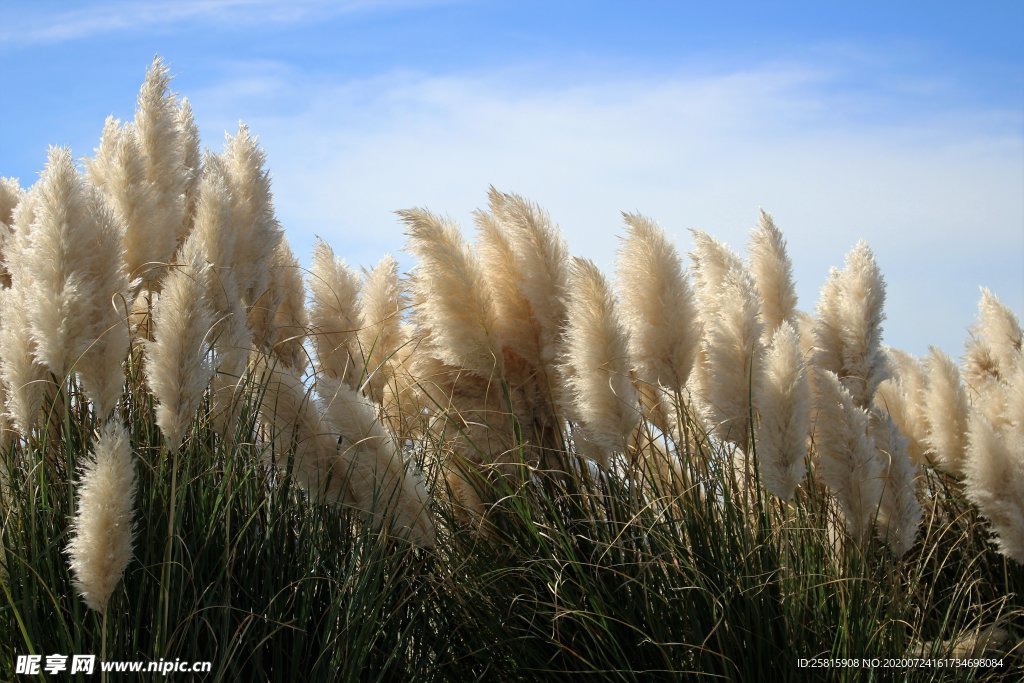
[187,62,1023,358]
[0,0,450,45]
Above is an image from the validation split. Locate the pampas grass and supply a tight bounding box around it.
[748,209,797,336]
[699,261,763,446]
[875,347,929,466]
[18,147,130,411]
[868,409,921,556]
[144,239,216,450]
[309,237,362,388]
[813,369,884,544]
[318,377,435,547]
[561,257,638,459]
[87,116,168,289]
[617,212,700,393]
[5,57,1024,681]
[755,321,810,500]
[487,187,569,368]
[133,57,189,259]
[401,207,502,379]
[357,254,407,406]
[922,346,970,476]
[66,421,137,613]
[813,240,890,408]
[964,410,1024,562]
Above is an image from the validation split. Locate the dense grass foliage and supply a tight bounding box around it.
[2,370,1020,680]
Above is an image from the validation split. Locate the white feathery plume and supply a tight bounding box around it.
[813,369,885,545]
[701,263,763,447]
[177,97,202,238]
[617,212,700,393]
[963,410,1024,562]
[319,377,436,547]
[561,257,639,456]
[748,210,797,336]
[66,421,137,613]
[86,116,168,289]
[965,288,1022,384]
[133,56,188,255]
[874,348,929,466]
[253,356,349,501]
[475,205,540,371]
[0,176,20,226]
[488,187,569,367]
[0,186,52,433]
[922,347,970,476]
[357,254,407,406]
[813,241,890,408]
[401,207,502,378]
[0,288,51,434]
[309,237,362,388]
[249,237,307,372]
[0,177,21,289]
[220,124,283,308]
[188,161,251,435]
[689,229,745,320]
[144,238,216,450]
[267,238,308,372]
[869,409,922,556]
[20,148,130,410]
[75,187,131,419]
[755,322,810,501]
[963,288,1021,431]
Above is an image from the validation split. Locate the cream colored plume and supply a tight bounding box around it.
[0,188,53,433]
[755,322,810,501]
[220,124,283,309]
[177,97,202,237]
[357,254,407,406]
[689,230,745,319]
[475,206,540,370]
[87,116,170,289]
[66,421,137,613]
[561,257,639,456]
[748,210,797,336]
[188,162,252,436]
[963,288,1021,431]
[20,148,130,415]
[0,176,20,226]
[701,263,763,447]
[965,288,1022,385]
[922,347,970,476]
[250,238,308,372]
[963,410,1024,562]
[254,357,349,501]
[309,237,362,388]
[813,241,890,408]
[874,348,929,466]
[487,187,569,367]
[401,207,502,378]
[813,369,885,544]
[869,409,921,556]
[133,57,189,254]
[617,212,700,393]
[319,377,436,547]
[0,288,51,434]
[0,177,21,288]
[145,239,216,450]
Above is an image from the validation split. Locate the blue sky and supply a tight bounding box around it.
[1,0,1022,358]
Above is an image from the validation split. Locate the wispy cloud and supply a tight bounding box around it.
[187,60,1023,358]
[0,0,449,45]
